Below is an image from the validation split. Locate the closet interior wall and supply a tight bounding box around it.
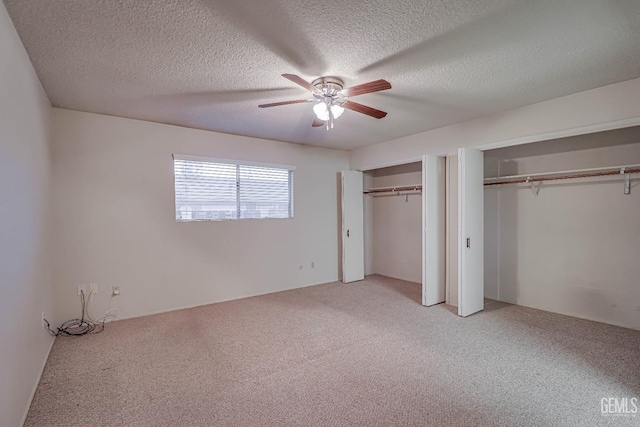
[364,162,422,284]
[484,127,640,330]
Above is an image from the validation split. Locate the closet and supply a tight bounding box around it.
[364,162,422,284]
[482,126,640,329]
[344,156,446,308]
[342,127,639,327]
[342,149,485,317]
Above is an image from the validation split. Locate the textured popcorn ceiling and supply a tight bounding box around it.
[5,0,640,150]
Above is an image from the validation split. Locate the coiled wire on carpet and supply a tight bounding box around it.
[44,290,105,337]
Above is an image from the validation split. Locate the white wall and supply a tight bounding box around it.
[484,141,640,330]
[0,4,54,426]
[51,109,349,321]
[365,163,422,284]
[350,77,640,171]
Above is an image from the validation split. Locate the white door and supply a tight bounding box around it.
[458,148,484,317]
[342,171,364,283]
[422,155,446,306]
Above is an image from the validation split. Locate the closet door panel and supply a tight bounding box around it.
[458,148,484,317]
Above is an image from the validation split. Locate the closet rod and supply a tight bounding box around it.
[484,164,640,186]
[363,185,422,194]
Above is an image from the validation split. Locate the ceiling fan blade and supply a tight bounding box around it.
[258,99,309,108]
[342,79,391,97]
[312,117,324,127]
[282,74,322,95]
[343,101,387,119]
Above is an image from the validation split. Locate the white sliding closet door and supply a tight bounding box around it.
[342,171,364,283]
[422,155,446,306]
[458,148,484,317]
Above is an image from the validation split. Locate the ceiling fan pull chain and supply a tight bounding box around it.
[329,108,334,130]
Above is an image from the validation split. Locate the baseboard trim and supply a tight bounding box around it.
[493,297,640,331]
[21,336,55,426]
[112,278,339,322]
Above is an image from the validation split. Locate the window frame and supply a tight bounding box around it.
[173,154,296,222]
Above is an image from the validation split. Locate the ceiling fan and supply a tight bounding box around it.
[258,74,391,130]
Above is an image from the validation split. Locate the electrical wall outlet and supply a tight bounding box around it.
[41,312,46,329]
[89,283,98,294]
[112,286,120,296]
[77,284,88,296]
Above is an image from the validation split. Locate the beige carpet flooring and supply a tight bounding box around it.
[26,275,640,426]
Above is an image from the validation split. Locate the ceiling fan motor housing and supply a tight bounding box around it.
[311,76,344,96]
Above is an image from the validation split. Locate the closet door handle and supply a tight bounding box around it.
[347,229,350,238]
[466,237,470,248]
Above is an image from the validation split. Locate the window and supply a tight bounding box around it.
[173,154,295,221]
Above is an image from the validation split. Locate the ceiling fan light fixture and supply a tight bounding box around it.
[331,104,344,119]
[313,102,330,121]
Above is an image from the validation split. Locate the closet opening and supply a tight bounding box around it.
[482,126,640,329]
[363,161,423,303]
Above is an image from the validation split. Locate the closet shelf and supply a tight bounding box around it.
[363,185,422,195]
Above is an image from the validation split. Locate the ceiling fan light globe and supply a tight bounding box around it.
[313,102,330,121]
[331,104,345,119]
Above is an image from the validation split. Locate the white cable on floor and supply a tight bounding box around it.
[87,288,118,324]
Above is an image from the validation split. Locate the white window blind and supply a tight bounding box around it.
[173,155,294,222]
